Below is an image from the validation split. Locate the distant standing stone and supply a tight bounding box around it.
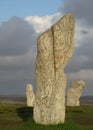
[26,84,35,107]
[67,80,86,106]
[34,13,75,124]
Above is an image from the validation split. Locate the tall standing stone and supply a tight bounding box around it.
[67,80,86,106]
[34,13,75,124]
[26,84,35,107]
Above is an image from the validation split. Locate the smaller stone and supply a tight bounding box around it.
[67,80,85,106]
[76,100,80,106]
[26,84,35,107]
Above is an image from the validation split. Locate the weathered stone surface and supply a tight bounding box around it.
[33,13,75,124]
[26,84,35,107]
[67,80,86,106]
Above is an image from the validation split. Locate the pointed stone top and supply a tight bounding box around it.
[70,80,86,88]
[52,12,74,26]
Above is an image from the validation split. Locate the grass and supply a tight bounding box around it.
[0,105,93,130]
[0,119,89,130]
[66,106,93,130]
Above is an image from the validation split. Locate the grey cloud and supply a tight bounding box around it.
[60,0,93,25]
[0,16,37,56]
[0,16,38,95]
[0,79,36,96]
[0,68,36,95]
[0,57,36,95]
[81,30,88,35]
[78,39,93,58]
[66,39,93,73]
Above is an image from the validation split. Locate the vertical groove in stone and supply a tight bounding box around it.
[51,26,56,78]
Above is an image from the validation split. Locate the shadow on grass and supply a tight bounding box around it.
[16,107,33,122]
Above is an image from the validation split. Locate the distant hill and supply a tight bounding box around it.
[0,95,26,106]
[0,95,93,106]
[80,96,93,105]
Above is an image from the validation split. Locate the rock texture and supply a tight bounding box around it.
[26,84,35,107]
[67,80,86,106]
[34,13,75,124]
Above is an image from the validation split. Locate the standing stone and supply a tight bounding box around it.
[26,84,35,107]
[67,80,86,106]
[34,13,75,124]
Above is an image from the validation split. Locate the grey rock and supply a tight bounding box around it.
[34,13,75,124]
[67,80,86,106]
[26,84,35,107]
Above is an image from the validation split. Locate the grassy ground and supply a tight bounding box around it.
[66,106,93,130]
[0,105,93,130]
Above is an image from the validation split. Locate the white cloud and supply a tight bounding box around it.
[25,13,62,33]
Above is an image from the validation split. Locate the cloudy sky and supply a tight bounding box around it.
[0,0,93,96]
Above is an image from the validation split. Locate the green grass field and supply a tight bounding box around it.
[0,105,93,130]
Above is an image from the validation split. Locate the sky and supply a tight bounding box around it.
[0,0,93,96]
[0,0,62,22]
